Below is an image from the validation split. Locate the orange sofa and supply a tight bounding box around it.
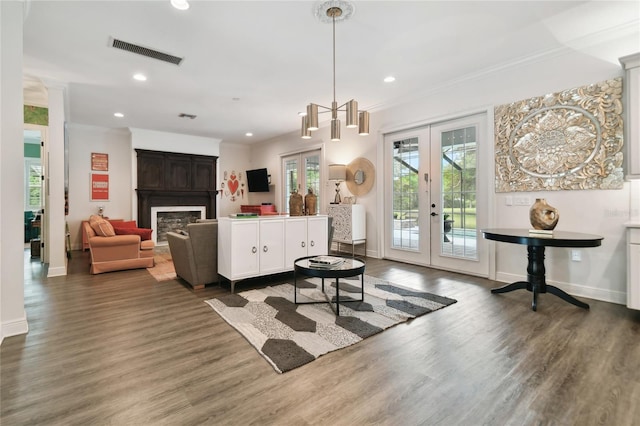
[83,217,155,274]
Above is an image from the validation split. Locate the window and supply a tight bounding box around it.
[25,158,42,211]
[282,149,322,214]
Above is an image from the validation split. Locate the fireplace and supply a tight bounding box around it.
[135,149,218,233]
[151,206,206,245]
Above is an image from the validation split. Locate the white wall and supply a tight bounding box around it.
[249,47,636,304]
[218,142,251,217]
[67,124,133,250]
[1,1,28,342]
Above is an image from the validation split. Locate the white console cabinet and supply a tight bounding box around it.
[284,216,328,267]
[218,215,328,292]
[627,225,640,310]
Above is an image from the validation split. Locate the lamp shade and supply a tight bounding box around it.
[358,111,370,135]
[301,116,312,139]
[328,164,347,181]
[346,100,358,128]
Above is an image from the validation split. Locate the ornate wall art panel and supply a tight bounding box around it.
[494,78,624,192]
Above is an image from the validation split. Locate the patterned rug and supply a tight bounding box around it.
[147,247,176,282]
[205,275,457,373]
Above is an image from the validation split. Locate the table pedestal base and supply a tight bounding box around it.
[491,246,590,311]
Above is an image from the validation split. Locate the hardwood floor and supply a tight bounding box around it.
[2,250,639,425]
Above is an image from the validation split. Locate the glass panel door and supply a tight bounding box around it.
[384,128,431,265]
[384,114,489,276]
[282,149,321,214]
[430,114,489,276]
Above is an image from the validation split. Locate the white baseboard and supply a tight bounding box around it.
[495,272,626,305]
[47,265,67,277]
[1,316,29,343]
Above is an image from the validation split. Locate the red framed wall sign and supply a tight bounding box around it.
[91,152,109,171]
[91,173,109,201]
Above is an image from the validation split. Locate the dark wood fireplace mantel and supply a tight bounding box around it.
[135,149,217,228]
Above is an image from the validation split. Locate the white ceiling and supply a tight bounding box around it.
[22,1,640,145]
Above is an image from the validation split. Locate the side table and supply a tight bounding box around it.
[293,256,366,316]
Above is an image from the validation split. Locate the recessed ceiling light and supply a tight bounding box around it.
[171,0,189,11]
[133,73,147,81]
[384,76,396,83]
[114,112,124,118]
[245,133,253,137]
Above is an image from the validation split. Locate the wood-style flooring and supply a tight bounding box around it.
[2,249,639,425]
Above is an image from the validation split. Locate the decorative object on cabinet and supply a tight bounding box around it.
[304,188,317,215]
[495,78,624,192]
[327,203,366,257]
[346,157,375,196]
[619,53,640,179]
[240,204,277,215]
[529,198,559,231]
[289,190,303,216]
[299,1,370,141]
[328,164,346,204]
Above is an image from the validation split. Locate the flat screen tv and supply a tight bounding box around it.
[246,168,270,192]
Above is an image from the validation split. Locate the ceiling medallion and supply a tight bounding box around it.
[314,0,355,24]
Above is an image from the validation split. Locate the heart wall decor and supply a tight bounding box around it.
[222,170,244,202]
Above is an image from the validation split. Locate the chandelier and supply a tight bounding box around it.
[300,1,369,141]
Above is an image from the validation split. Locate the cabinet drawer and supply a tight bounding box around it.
[629,228,640,244]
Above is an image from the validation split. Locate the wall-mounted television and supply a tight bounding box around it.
[246,168,270,192]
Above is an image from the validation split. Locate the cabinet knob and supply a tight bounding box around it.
[252,246,257,254]
[263,245,268,252]
[310,240,315,247]
[301,241,306,248]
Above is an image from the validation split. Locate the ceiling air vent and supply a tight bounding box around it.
[109,37,183,66]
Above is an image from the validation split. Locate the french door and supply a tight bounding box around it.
[384,114,489,276]
[282,149,322,214]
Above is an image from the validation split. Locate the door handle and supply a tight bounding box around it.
[431,212,438,216]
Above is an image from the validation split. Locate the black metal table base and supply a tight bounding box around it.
[490,245,590,311]
[294,275,364,316]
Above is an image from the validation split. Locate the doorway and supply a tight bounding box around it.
[24,125,46,262]
[383,113,489,276]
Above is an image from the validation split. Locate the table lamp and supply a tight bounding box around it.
[328,164,346,204]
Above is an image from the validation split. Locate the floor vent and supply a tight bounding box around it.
[110,37,183,65]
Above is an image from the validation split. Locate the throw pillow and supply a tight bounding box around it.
[113,227,153,241]
[89,215,115,237]
[112,220,137,229]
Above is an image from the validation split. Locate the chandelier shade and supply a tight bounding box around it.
[300,1,369,141]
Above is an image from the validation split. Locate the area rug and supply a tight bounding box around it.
[147,247,176,282]
[205,275,457,373]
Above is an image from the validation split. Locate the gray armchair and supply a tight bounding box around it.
[166,221,218,289]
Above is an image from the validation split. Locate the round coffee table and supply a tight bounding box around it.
[293,255,366,316]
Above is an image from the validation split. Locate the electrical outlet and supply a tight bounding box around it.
[571,250,582,262]
[514,196,531,206]
[505,196,513,206]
